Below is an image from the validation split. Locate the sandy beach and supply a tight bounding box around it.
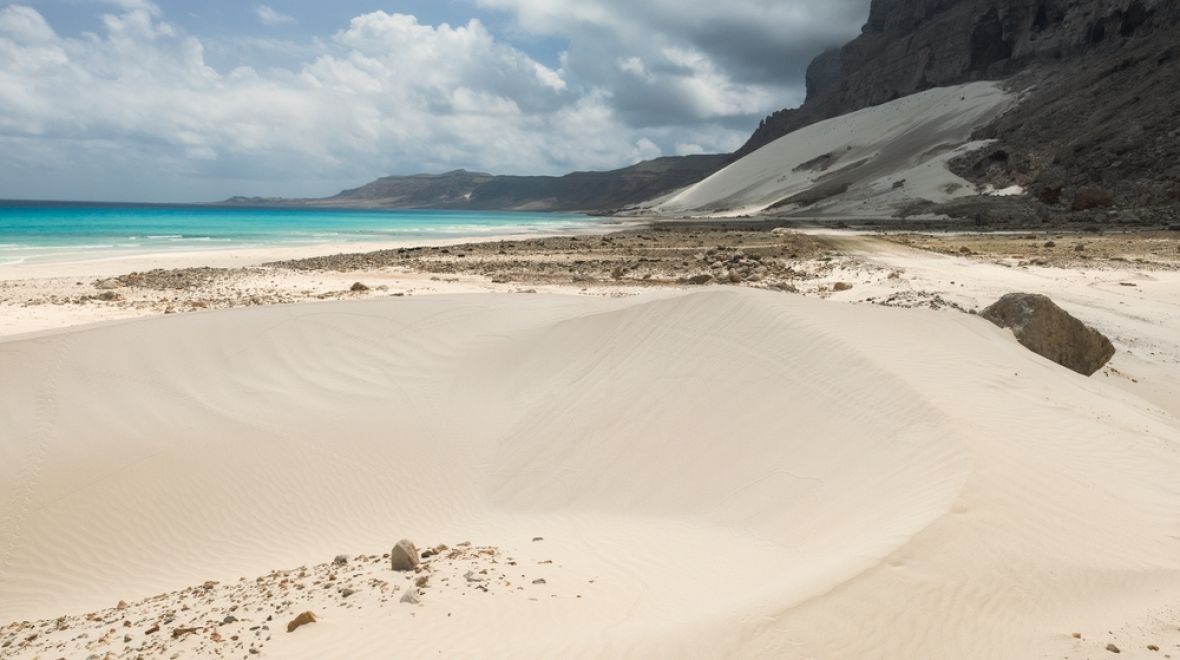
[5,0,1180,655]
[2,222,1179,658]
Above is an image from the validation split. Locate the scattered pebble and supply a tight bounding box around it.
[286,611,316,633]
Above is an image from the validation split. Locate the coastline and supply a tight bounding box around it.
[0,220,642,337]
[2,218,1178,341]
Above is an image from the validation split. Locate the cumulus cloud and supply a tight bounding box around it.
[0,1,869,201]
[255,4,295,27]
[477,0,868,129]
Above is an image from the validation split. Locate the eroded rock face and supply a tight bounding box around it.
[736,0,1180,209]
[981,293,1115,376]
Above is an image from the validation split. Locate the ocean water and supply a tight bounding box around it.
[0,203,600,265]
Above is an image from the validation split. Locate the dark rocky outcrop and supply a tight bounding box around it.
[737,0,1180,213]
[981,293,1115,376]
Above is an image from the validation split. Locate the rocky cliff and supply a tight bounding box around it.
[741,0,1175,157]
[737,0,1180,211]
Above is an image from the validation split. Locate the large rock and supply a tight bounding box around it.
[390,539,420,571]
[981,293,1115,376]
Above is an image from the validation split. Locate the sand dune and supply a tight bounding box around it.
[3,289,1180,658]
[651,82,1014,217]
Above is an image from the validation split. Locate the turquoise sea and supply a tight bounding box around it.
[0,203,599,265]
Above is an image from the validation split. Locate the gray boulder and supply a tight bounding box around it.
[390,539,420,571]
[981,293,1115,376]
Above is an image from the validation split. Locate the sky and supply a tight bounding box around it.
[0,0,870,202]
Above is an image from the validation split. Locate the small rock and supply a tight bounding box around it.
[532,537,543,542]
[222,615,238,625]
[532,578,546,585]
[340,588,355,598]
[1148,644,1159,651]
[1043,241,1056,248]
[400,590,420,605]
[286,611,316,633]
[350,282,370,292]
[1106,643,1120,653]
[685,273,713,285]
[95,278,122,290]
[391,539,420,571]
[833,282,853,292]
[116,600,128,610]
[333,554,349,566]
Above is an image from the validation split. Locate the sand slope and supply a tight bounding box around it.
[2,289,1180,658]
[651,82,1013,217]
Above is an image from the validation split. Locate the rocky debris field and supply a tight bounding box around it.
[13,223,1154,334]
[0,267,410,324]
[0,538,577,659]
[266,227,830,289]
[887,230,1180,269]
[0,227,853,334]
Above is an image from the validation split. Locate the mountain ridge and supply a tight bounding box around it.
[222,155,728,213]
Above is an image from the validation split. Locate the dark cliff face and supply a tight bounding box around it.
[738,0,1176,157]
[735,0,1180,209]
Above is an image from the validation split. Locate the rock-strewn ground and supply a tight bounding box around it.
[1,223,1176,336]
[266,228,829,288]
[886,230,1180,269]
[0,540,574,659]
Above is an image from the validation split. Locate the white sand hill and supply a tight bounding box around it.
[652,81,1015,217]
[2,289,1180,658]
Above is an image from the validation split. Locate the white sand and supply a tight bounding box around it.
[0,225,635,338]
[803,235,1180,420]
[650,82,1014,217]
[3,283,1180,658]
